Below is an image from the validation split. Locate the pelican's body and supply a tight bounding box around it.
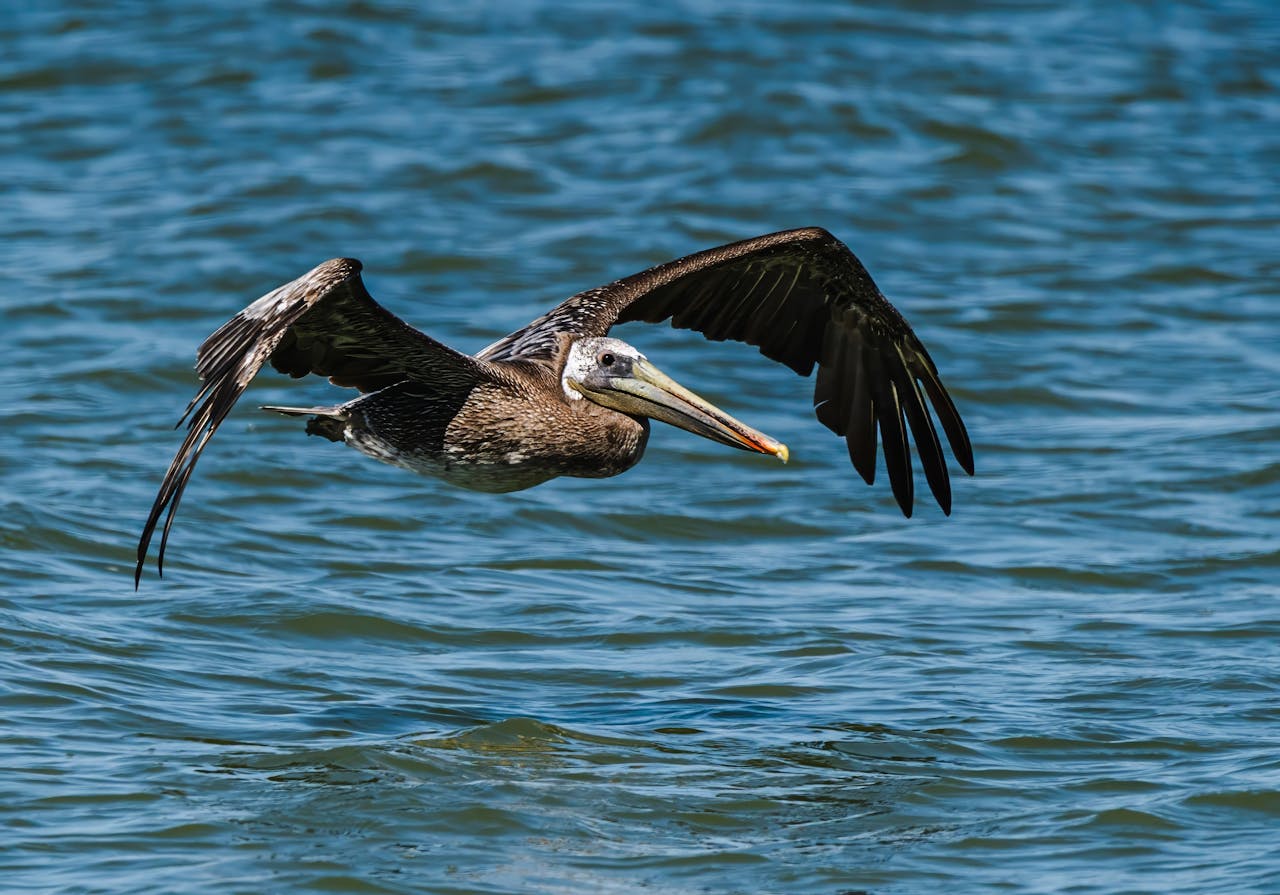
[301,346,654,493]
[137,227,973,583]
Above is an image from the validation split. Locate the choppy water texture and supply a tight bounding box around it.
[3,2,1279,893]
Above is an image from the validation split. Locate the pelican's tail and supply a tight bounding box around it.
[260,404,348,442]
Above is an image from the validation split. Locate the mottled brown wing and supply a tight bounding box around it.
[487,227,973,515]
[136,258,488,585]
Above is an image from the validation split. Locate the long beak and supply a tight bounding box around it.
[586,358,789,462]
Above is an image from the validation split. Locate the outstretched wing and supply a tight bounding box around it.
[481,227,973,516]
[136,258,489,585]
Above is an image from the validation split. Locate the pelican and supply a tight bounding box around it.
[136,227,973,584]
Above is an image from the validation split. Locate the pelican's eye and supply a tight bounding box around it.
[598,352,616,368]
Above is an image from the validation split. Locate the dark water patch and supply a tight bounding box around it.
[1184,789,1280,817]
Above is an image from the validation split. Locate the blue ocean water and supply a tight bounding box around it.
[2,2,1278,892]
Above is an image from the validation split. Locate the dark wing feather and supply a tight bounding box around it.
[136,258,488,585]
[483,227,973,515]
[476,285,620,364]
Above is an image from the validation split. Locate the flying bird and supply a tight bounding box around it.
[136,227,973,584]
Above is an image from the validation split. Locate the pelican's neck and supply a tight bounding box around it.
[560,340,593,401]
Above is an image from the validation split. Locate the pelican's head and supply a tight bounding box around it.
[562,337,788,462]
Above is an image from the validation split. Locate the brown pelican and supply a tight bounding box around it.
[136,227,973,584]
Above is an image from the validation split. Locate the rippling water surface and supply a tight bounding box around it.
[3,2,1279,892]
